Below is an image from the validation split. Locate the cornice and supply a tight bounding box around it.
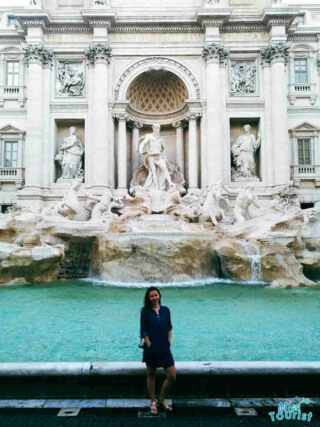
[288,35,318,42]
[222,23,266,33]
[261,8,300,30]
[0,37,25,44]
[15,12,51,33]
[111,25,201,33]
[46,25,91,33]
[81,9,117,29]
[196,9,232,28]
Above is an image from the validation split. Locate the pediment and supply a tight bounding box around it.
[0,124,25,135]
[290,122,320,132]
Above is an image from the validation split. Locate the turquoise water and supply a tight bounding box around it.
[0,279,320,362]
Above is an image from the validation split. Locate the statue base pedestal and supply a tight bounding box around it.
[232,177,260,183]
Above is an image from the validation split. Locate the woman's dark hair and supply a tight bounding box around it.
[142,286,161,311]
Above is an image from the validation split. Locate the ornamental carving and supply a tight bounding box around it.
[114,57,200,100]
[127,70,188,114]
[202,43,229,63]
[57,62,85,96]
[84,43,112,65]
[23,44,52,65]
[230,61,257,96]
[260,43,290,65]
[204,0,219,6]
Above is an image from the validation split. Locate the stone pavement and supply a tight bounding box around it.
[0,407,320,427]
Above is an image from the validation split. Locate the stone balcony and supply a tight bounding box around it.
[291,165,320,187]
[0,167,25,189]
[288,83,318,105]
[0,86,27,107]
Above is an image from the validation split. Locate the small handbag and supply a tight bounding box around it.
[138,338,146,349]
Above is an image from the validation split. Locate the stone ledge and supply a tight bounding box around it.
[1,361,320,377]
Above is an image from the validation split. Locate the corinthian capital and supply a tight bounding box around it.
[202,43,229,63]
[260,42,290,65]
[85,43,112,65]
[23,44,53,66]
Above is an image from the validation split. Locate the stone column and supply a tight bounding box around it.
[18,57,25,107]
[202,43,229,185]
[317,54,320,98]
[131,121,143,175]
[0,54,4,107]
[261,59,274,186]
[117,113,128,191]
[200,107,207,187]
[108,105,115,188]
[172,121,184,175]
[85,43,112,190]
[41,61,51,189]
[23,45,52,192]
[261,43,290,186]
[187,113,199,190]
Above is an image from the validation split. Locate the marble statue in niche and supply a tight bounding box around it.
[92,0,106,4]
[130,124,184,193]
[231,124,261,180]
[139,124,172,190]
[57,62,85,97]
[55,127,84,181]
[230,61,256,96]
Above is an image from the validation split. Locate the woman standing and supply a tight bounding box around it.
[140,286,176,415]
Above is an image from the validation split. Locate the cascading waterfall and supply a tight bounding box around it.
[240,241,262,282]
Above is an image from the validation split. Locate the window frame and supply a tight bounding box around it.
[6,60,20,87]
[294,58,308,85]
[297,137,312,165]
[3,140,18,168]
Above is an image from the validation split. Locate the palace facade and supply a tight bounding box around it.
[0,0,320,211]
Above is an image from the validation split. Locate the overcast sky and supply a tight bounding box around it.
[1,0,320,6]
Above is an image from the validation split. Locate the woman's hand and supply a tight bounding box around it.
[144,336,151,348]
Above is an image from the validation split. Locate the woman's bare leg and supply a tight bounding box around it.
[159,365,176,406]
[146,366,157,409]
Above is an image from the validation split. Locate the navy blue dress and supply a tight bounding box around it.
[140,305,174,368]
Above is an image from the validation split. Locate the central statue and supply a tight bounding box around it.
[130,124,185,197]
[139,124,173,191]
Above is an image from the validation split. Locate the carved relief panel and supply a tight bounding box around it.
[229,60,258,97]
[55,59,85,98]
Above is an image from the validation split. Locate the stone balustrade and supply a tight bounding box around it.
[0,167,25,188]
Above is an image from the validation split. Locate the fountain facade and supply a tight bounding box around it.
[0,0,320,287]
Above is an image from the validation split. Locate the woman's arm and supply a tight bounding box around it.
[140,309,151,347]
[168,308,172,343]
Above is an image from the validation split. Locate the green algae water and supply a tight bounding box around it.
[0,279,320,362]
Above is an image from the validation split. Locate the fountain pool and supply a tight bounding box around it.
[1,279,320,363]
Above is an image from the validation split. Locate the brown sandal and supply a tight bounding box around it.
[150,401,158,415]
